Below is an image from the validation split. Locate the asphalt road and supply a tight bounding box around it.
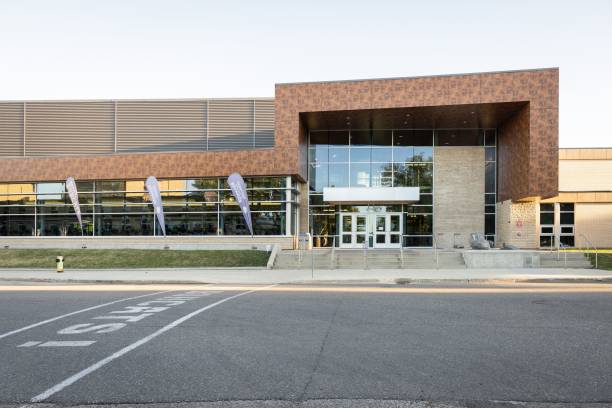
[0,283,611,408]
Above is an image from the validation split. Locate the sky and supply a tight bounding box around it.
[0,0,610,147]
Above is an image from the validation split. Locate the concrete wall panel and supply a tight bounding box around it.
[433,146,484,249]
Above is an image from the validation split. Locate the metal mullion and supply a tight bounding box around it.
[205,100,209,151]
[113,100,117,153]
[23,102,27,157]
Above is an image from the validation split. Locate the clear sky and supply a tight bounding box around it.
[1,0,610,147]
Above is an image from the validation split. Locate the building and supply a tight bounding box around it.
[497,148,612,250]
[0,67,609,249]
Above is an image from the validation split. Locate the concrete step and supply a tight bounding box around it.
[274,249,467,270]
[540,253,593,269]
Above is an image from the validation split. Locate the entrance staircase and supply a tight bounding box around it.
[273,248,466,270]
[539,252,593,269]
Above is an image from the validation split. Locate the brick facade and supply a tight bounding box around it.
[0,69,559,203]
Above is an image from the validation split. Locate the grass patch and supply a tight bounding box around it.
[0,249,269,269]
[588,253,612,271]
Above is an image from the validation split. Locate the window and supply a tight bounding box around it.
[559,203,575,248]
[0,177,298,237]
[306,128,495,248]
[539,203,555,248]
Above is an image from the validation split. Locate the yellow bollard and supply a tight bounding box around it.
[56,256,64,273]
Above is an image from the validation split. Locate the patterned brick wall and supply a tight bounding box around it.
[0,148,299,182]
[0,68,558,203]
[276,68,559,201]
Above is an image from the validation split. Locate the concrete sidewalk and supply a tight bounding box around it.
[1,267,611,284]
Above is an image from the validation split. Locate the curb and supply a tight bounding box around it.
[0,277,212,285]
[2,277,612,286]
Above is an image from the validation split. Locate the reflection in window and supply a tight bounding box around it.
[371,147,392,162]
[371,163,393,187]
[0,177,297,237]
[350,147,370,163]
[329,164,350,187]
[350,163,370,187]
[328,148,349,163]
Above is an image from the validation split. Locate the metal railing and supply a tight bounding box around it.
[556,242,568,268]
[433,235,440,269]
[330,235,336,269]
[363,233,370,270]
[579,233,598,269]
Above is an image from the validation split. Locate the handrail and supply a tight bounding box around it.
[557,242,568,268]
[432,235,439,269]
[363,232,369,270]
[330,235,336,269]
[579,233,598,269]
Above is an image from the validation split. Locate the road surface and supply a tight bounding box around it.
[0,283,611,407]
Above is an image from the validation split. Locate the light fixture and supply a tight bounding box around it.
[470,111,475,115]
[406,113,411,117]
[404,121,408,125]
[463,120,467,124]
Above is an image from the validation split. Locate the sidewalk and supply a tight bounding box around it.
[1,267,611,284]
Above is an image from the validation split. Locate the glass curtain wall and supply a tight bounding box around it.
[308,128,497,247]
[0,177,298,237]
[309,129,434,247]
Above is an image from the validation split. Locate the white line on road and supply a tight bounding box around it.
[39,340,96,347]
[0,290,173,340]
[19,340,96,348]
[17,341,42,348]
[29,286,274,403]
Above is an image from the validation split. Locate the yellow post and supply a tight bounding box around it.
[56,256,64,273]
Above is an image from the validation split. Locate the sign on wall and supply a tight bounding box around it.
[228,173,253,236]
[65,177,83,234]
[145,176,166,237]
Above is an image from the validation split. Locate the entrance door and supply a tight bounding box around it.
[340,213,367,248]
[373,213,402,248]
[340,212,402,248]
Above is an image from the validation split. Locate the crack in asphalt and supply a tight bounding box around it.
[297,298,344,402]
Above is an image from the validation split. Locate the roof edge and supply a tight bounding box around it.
[276,67,559,87]
[0,97,274,104]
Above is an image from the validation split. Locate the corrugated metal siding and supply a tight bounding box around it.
[254,99,274,148]
[208,100,254,151]
[26,102,114,156]
[116,100,207,152]
[0,99,274,157]
[0,103,24,157]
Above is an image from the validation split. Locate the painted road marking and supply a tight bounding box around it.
[18,340,96,348]
[29,286,274,403]
[39,341,96,347]
[52,292,213,339]
[18,341,42,348]
[0,290,173,340]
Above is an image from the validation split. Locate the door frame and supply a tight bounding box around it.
[373,213,402,248]
[339,212,402,249]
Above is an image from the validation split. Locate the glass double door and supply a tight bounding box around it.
[340,213,401,248]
